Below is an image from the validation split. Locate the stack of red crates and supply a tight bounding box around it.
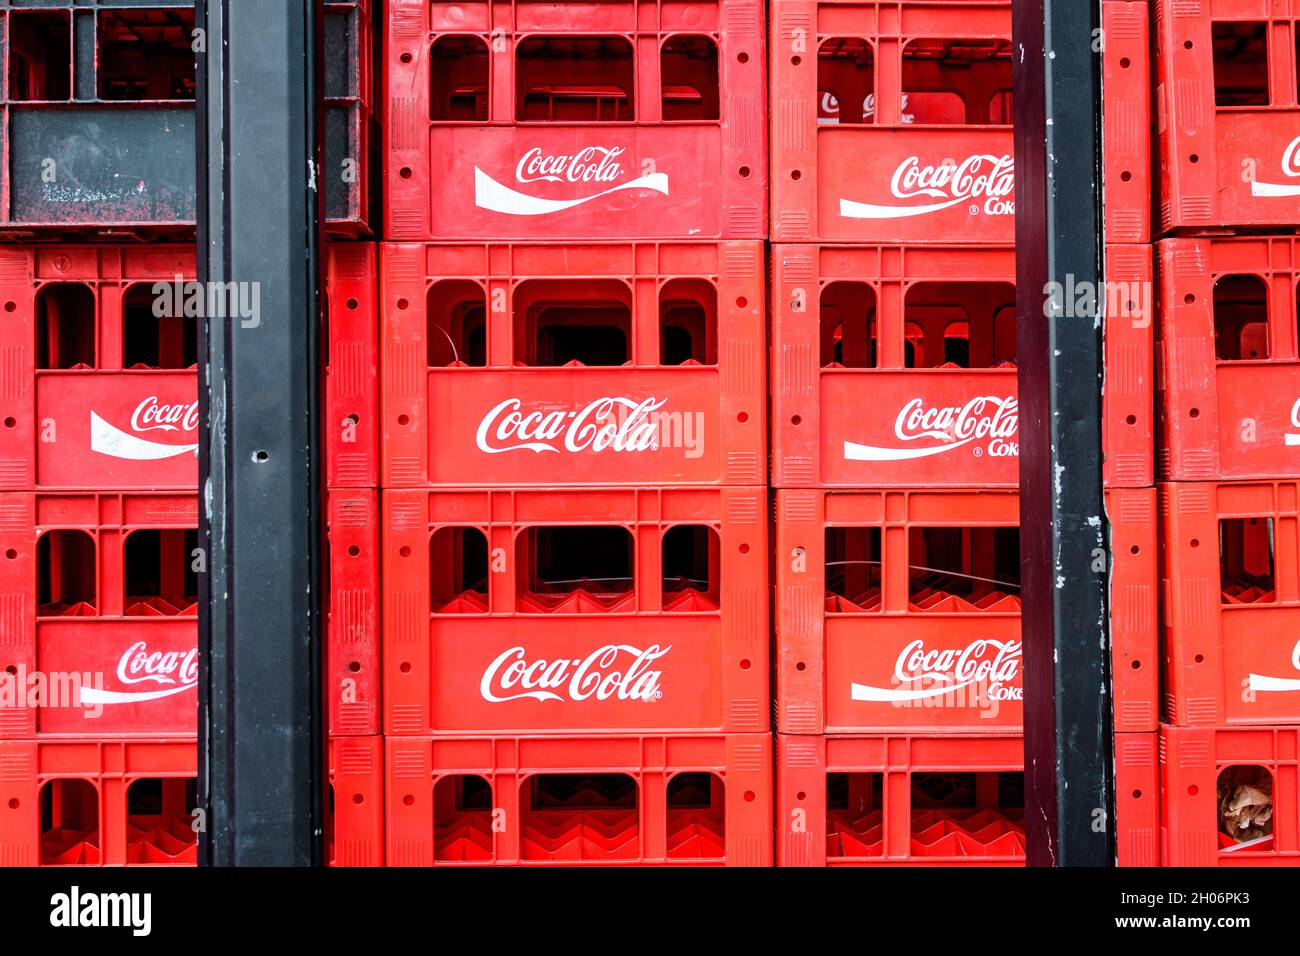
[0,244,200,865]
[0,2,383,866]
[0,241,382,867]
[768,0,1158,865]
[1153,3,1300,866]
[377,0,772,865]
[769,0,1026,866]
[325,244,384,866]
[1102,0,1160,867]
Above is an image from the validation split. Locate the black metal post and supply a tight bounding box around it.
[1012,0,1114,865]
[196,0,324,865]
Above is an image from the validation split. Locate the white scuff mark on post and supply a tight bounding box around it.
[1054,463,1065,495]
[1086,515,1100,528]
[1056,575,1066,589]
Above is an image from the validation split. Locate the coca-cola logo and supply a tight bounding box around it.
[1251,135,1300,198]
[1285,398,1300,447]
[117,641,198,686]
[476,397,668,455]
[480,644,670,703]
[516,146,625,184]
[90,396,199,462]
[130,396,199,434]
[79,641,199,706]
[475,146,669,217]
[851,638,1023,703]
[840,153,1015,220]
[844,396,1018,462]
[1248,638,1300,694]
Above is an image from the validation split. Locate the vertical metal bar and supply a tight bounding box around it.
[1012,0,1114,865]
[196,0,323,866]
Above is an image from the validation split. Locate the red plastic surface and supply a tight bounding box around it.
[381,241,766,488]
[1101,1,1151,244]
[776,732,1024,866]
[1160,481,1300,727]
[771,242,1152,489]
[381,486,768,736]
[0,492,198,738]
[383,0,766,240]
[1161,724,1300,866]
[325,243,380,488]
[1155,2,1300,232]
[1115,731,1159,867]
[1108,487,1158,735]
[327,490,381,736]
[384,733,772,865]
[0,737,197,866]
[774,488,1021,734]
[328,735,385,866]
[1157,235,1300,482]
[769,0,1013,243]
[0,245,197,491]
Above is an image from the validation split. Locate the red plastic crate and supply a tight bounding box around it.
[0,244,197,491]
[0,242,374,492]
[381,241,765,488]
[1161,724,1300,866]
[770,243,1153,488]
[383,0,766,241]
[1103,245,1156,488]
[384,733,772,865]
[327,490,380,737]
[1108,487,1158,735]
[1156,235,1300,482]
[0,0,374,236]
[0,492,198,738]
[769,0,1013,243]
[776,732,1024,866]
[0,736,383,867]
[774,488,1022,734]
[328,735,384,867]
[1115,731,1159,867]
[325,243,380,488]
[381,486,768,736]
[0,737,196,866]
[0,490,378,739]
[1154,2,1300,233]
[1101,1,1152,245]
[1160,481,1300,727]
[772,487,1152,736]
